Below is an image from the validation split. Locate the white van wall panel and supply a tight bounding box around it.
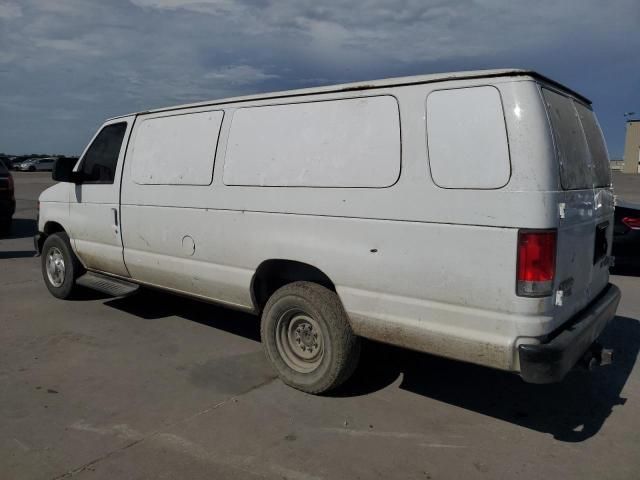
[427,86,511,189]
[121,205,535,370]
[223,96,401,187]
[130,110,224,185]
[121,203,551,322]
[122,83,560,229]
[496,82,559,191]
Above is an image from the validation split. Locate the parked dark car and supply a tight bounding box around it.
[0,161,15,233]
[612,199,640,269]
[0,157,12,171]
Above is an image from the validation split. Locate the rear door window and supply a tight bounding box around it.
[575,102,611,187]
[542,88,610,189]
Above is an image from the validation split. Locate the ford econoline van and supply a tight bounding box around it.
[36,69,620,393]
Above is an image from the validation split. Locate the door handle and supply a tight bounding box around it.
[112,208,118,226]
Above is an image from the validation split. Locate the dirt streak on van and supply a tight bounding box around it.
[36,69,620,393]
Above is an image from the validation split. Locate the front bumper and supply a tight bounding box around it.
[518,283,621,384]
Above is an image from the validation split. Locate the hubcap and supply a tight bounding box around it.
[46,247,66,287]
[275,309,325,373]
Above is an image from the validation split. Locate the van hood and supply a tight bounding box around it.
[39,182,68,202]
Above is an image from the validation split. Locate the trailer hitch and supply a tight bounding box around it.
[578,343,614,371]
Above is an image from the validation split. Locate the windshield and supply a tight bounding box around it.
[542,88,611,189]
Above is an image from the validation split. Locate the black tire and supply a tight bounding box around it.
[0,216,11,235]
[261,281,361,394]
[28,166,35,172]
[41,232,85,299]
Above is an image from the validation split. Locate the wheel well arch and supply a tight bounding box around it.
[43,221,65,235]
[37,221,66,254]
[251,259,336,312]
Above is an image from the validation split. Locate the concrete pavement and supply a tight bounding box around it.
[1,171,639,479]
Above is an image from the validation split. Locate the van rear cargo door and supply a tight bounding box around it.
[542,88,613,321]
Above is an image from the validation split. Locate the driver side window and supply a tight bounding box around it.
[80,122,127,184]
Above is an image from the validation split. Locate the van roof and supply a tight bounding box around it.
[109,68,590,120]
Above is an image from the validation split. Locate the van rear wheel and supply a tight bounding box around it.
[260,281,361,394]
[41,232,84,299]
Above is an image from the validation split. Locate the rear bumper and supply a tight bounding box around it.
[518,283,621,383]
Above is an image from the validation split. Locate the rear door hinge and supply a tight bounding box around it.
[558,202,566,219]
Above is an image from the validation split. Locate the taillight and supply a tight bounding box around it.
[622,216,640,230]
[517,230,556,297]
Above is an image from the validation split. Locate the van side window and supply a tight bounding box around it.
[80,122,127,184]
[426,86,511,189]
[130,110,224,186]
[223,96,401,188]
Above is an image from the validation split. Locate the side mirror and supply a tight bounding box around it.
[52,157,81,183]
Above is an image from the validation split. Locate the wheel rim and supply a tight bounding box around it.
[46,246,66,287]
[275,308,325,373]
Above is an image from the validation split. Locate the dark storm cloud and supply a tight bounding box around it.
[0,0,638,155]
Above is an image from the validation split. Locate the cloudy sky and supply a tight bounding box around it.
[0,0,638,157]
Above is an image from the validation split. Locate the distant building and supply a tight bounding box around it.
[622,120,640,174]
[610,160,624,171]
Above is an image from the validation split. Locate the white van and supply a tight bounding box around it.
[36,69,620,393]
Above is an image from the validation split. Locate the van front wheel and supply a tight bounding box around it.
[261,281,361,394]
[41,232,84,299]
